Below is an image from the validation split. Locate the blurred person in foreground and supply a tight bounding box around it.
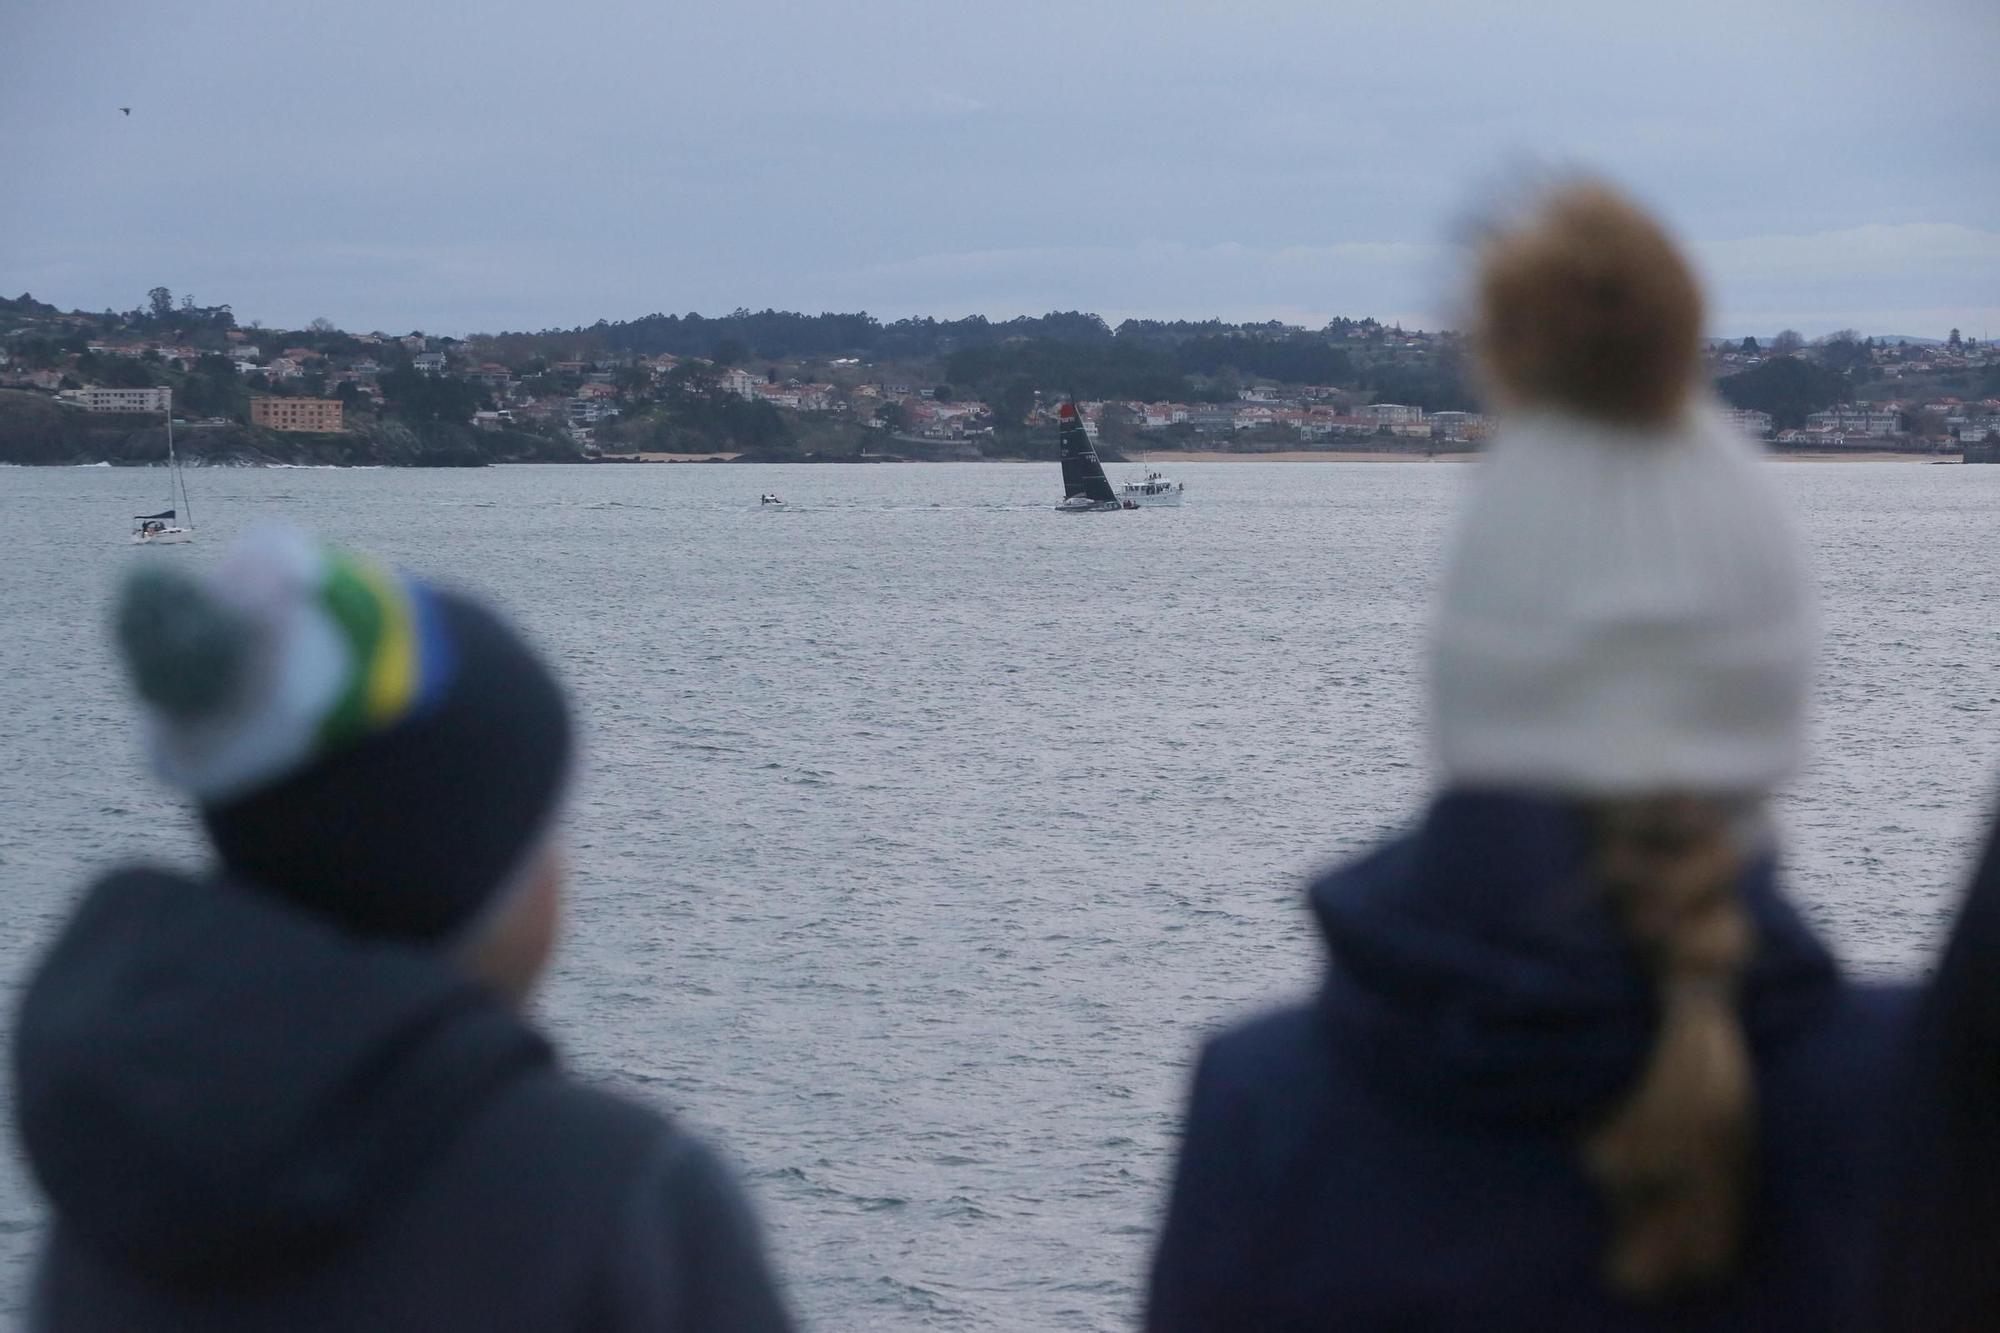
[1878,799,2000,1331]
[1144,183,1911,1331]
[11,529,793,1332]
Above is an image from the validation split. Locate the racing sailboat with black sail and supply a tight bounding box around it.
[1055,401,1133,512]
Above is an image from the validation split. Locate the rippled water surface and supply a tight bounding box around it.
[2,460,1997,1327]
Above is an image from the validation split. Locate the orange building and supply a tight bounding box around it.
[251,397,344,433]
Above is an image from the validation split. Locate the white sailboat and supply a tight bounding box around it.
[132,391,194,544]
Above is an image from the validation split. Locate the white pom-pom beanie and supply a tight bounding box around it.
[1427,403,1817,797]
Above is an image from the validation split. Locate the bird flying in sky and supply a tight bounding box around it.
[119,107,130,116]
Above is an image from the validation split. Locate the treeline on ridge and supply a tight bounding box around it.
[486,308,1477,414]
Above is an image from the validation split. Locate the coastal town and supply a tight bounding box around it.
[3,290,1996,465]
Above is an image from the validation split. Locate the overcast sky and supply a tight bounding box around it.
[4,0,1995,338]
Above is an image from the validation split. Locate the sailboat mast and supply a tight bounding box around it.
[165,390,193,528]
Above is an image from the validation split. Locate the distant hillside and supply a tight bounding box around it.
[0,391,578,467]
[7,287,1992,463]
[1709,333,1948,348]
[476,309,1417,368]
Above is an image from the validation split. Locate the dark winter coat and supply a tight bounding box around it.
[1878,794,2000,1330]
[1146,792,1911,1332]
[13,867,794,1333]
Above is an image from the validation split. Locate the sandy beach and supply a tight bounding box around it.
[1130,449,1478,463]
[594,448,1962,466]
[1135,449,1955,464]
[1767,451,1955,463]
[601,451,742,462]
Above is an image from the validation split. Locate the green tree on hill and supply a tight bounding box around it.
[98,357,157,389]
[1364,355,1476,413]
[1174,333,1355,386]
[986,377,1036,432]
[1097,402,1139,448]
[1814,332,1869,375]
[615,363,654,399]
[647,361,789,449]
[379,367,479,426]
[11,336,63,369]
[945,338,1193,407]
[177,354,248,420]
[1717,355,1850,430]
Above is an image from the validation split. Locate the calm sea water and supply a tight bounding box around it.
[2,460,1997,1328]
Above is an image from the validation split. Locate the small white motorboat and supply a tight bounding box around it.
[1119,469,1184,507]
[760,493,784,506]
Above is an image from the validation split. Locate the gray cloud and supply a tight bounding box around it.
[3,0,1994,337]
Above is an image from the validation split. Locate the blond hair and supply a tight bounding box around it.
[1474,182,1704,427]
[1584,797,1757,1298]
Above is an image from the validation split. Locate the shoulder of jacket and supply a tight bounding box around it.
[497,1070,676,1138]
[1190,1003,1333,1124]
[459,1070,684,1203]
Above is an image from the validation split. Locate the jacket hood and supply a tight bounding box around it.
[1310,791,1840,1130]
[13,866,551,1288]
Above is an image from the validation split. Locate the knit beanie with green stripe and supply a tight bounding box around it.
[116,526,571,942]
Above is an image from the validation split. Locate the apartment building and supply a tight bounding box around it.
[250,397,345,433]
[1806,407,1901,436]
[1721,408,1775,436]
[66,386,171,413]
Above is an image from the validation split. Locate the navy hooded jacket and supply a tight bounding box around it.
[13,867,794,1333]
[1146,793,1911,1332]
[1878,795,2000,1330]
